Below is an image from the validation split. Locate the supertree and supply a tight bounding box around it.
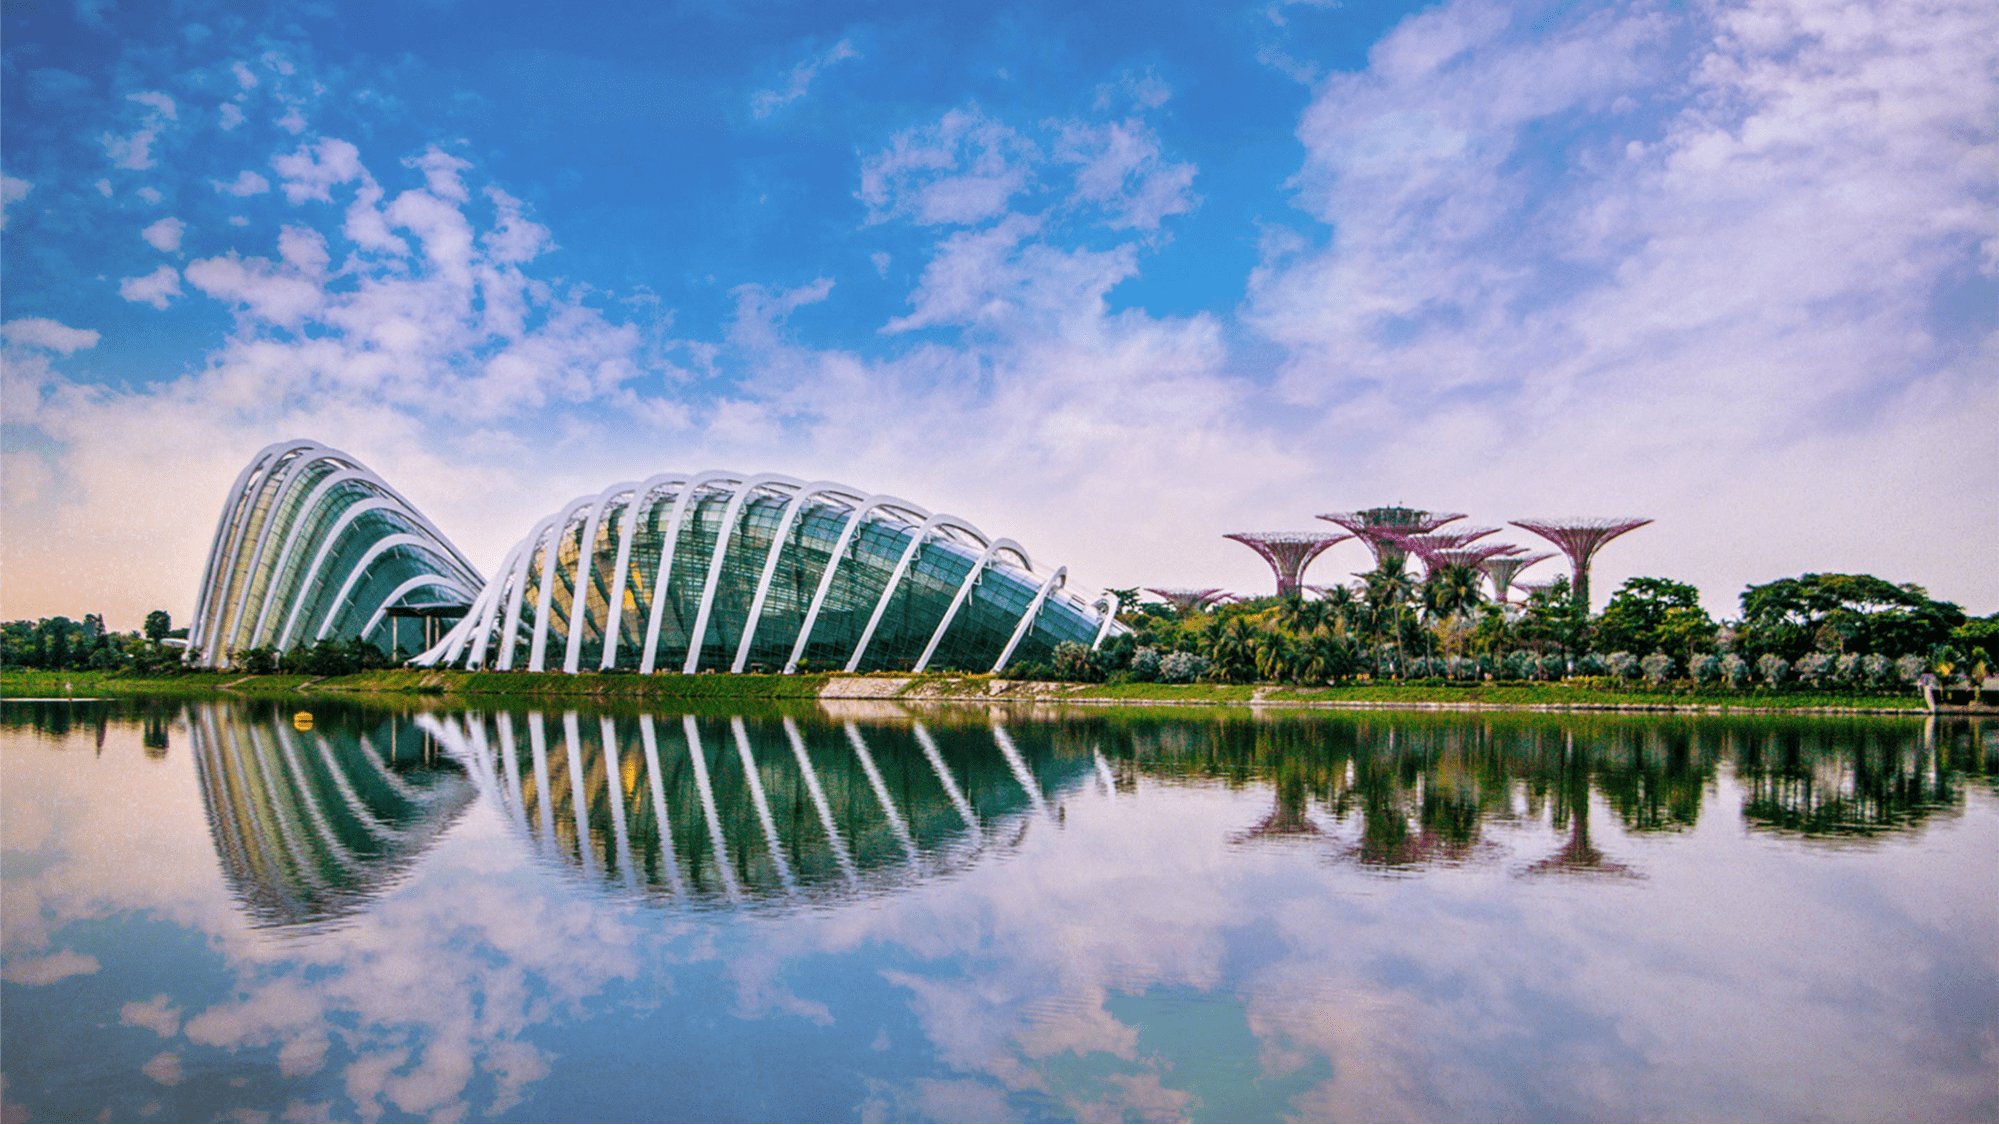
[1145,587,1228,614]
[1509,518,1652,612]
[1380,527,1501,577]
[1223,532,1353,598]
[1317,507,1466,567]
[1476,552,1554,604]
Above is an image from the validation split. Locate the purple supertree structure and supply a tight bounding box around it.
[1509,518,1652,611]
[1381,527,1501,576]
[1317,507,1466,567]
[1477,552,1554,604]
[1223,532,1353,597]
[1146,587,1228,614]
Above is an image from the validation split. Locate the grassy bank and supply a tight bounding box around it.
[1,667,1926,713]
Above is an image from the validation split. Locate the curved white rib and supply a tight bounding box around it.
[450,541,527,667]
[844,513,987,674]
[991,567,1064,674]
[359,573,472,643]
[275,498,406,651]
[312,533,437,642]
[783,494,931,674]
[561,482,638,674]
[782,717,857,884]
[637,716,688,897]
[598,473,688,671]
[1090,592,1123,650]
[192,440,298,657]
[684,474,801,673]
[217,444,334,658]
[730,481,861,673]
[527,496,599,672]
[638,471,744,675]
[246,467,376,647]
[912,538,1028,673]
[730,717,795,890]
[497,517,566,671]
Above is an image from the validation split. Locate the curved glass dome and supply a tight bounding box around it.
[188,440,482,668]
[416,472,1120,675]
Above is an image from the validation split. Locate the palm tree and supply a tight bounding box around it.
[1363,557,1417,678]
[1253,629,1296,683]
[1206,616,1258,683]
[1423,563,1485,623]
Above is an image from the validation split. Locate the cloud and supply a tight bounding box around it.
[1,174,31,230]
[121,994,183,1038]
[219,103,246,130]
[2,948,101,984]
[119,265,183,309]
[141,1052,184,1087]
[128,90,177,120]
[142,216,185,252]
[1054,118,1198,230]
[860,107,1038,226]
[750,38,860,119]
[213,170,269,197]
[3,317,100,354]
[272,137,367,204]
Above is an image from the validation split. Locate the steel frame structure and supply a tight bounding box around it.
[1222,532,1352,597]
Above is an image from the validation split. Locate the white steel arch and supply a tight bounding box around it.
[496,515,569,671]
[844,513,988,674]
[191,440,300,656]
[313,534,440,641]
[637,471,745,675]
[560,482,639,674]
[991,567,1065,674]
[598,473,687,670]
[912,538,1028,673]
[1090,593,1122,649]
[216,443,340,659]
[358,574,475,643]
[527,496,600,673]
[730,481,863,673]
[275,499,409,651]
[246,466,376,646]
[782,493,931,675]
[683,473,802,673]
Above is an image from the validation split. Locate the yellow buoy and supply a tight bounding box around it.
[293,711,314,731]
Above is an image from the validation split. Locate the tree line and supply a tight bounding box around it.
[1008,563,1998,691]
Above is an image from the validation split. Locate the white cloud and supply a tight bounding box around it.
[128,90,177,120]
[121,994,183,1038]
[1,174,30,230]
[218,103,245,130]
[1054,118,1198,230]
[94,178,112,197]
[860,107,1038,226]
[3,317,101,354]
[232,61,259,90]
[2,948,100,985]
[212,169,270,197]
[118,265,183,309]
[750,38,860,119]
[101,128,158,170]
[272,137,366,204]
[137,186,162,204]
[142,216,185,252]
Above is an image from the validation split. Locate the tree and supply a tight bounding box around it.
[144,610,172,642]
[1422,563,1485,623]
[1594,577,1711,656]
[1518,577,1587,653]
[1738,573,1964,659]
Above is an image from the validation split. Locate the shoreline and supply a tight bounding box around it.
[0,668,1949,717]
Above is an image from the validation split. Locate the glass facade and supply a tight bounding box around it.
[197,449,1122,676]
[190,441,483,668]
[425,474,1120,675]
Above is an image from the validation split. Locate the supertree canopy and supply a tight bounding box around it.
[1223,532,1352,597]
[1317,507,1466,567]
[1380,527,1502,576]
[1146,587,1228,613]
[1510,518,1652,611]
[1477,552,1555,603]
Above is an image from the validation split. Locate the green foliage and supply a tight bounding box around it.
[1738,573,1965,660]
[143,610,172,642]
[1594,577,1714,657]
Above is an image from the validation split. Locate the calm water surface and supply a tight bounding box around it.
[2,698,1994,1122]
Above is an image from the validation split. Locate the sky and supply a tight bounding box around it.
[2,0,1994,631]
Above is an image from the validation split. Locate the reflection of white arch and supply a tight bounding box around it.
[682,717,741,900]
[993,725,1051,821]
[599,473,688,670]
[684,474,802,673]
[561,482,639,674]
[639,472,746,675]
[912,721,979,831]
[782,717,856,884]
[731,717,795,890]
[845,513,988,673]
[992,568,1064,674]
[601,717,639,891]
[638,716,688,897]
[912,538,1028,673]
[783,493,929,674]
[732,482,863,673]
[845,723,918,862]
[561,712,597,876]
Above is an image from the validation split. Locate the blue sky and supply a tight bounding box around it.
[4,0,1995,628]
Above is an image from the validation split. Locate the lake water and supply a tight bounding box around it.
[2,697,1994,1122]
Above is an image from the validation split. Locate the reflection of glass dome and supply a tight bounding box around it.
[419,711,1097,907]
[190,702,475,929]
[414,474,1120,675]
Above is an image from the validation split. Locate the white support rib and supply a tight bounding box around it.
[192,440,299,659]
[991,567,1064,674]
[1090,592,1123,650]
[731,482,861,673]
[497,518,565,671]
[275,498,403,650]
[312,533,437,641]
[445,543,524,667]
[638,716,688,897]
[845,723,919,862]
[844,513,987,674]
[730,717,795,890]
[248,467,373,646]
[782,717,857,885]
[599,473,686,671]
[912,538,1028,673]
[205,445,312,662]
[684,474,802,673]
[359,574,471,644]
[683,716,741,899]
[218,444,331,657]
[561,483,638,674]
[783,494,930,674]
[912,721,979,831]
[639,472,744,675]
[527,497,598,672]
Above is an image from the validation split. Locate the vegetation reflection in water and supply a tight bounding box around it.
[160,699,1997,925]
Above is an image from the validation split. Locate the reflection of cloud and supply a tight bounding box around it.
[1,947,100,985]
[120,994,183,1038]
[141,1051,184,1087]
